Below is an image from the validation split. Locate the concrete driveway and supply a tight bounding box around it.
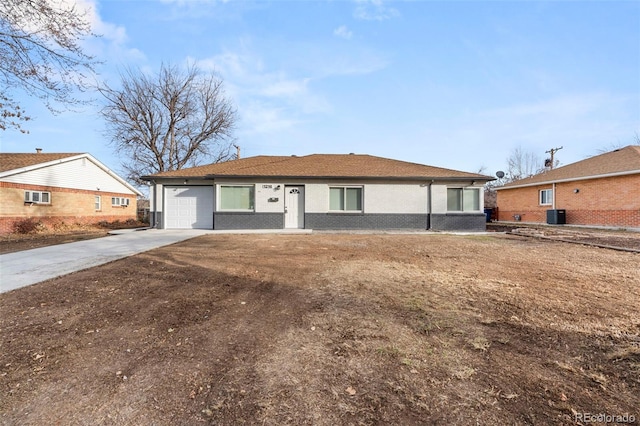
[0,229,211,293]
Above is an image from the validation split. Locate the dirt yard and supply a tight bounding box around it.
[0,220,147,255]
[1,233,638,425]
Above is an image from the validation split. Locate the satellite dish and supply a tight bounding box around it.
[496,171,505,179]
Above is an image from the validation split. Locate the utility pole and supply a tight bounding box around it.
[545,146,563,169]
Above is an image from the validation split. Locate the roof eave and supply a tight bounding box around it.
[0,153,142,196]
[0,153,84,178]
[495,169,640,190]
[84,154,143,196]
[146,174,493,182]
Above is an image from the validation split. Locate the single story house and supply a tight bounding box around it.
[495,145,640,228]
[142,154,493,231]
[0,151,142,234]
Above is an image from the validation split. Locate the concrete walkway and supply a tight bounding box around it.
[0,229,212,294]
[0,227,470,294]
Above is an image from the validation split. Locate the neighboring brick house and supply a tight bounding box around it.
[0,151,142,234]
[495,145,640,228]
[142,153,494,231]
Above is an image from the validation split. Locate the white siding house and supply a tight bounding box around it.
[143,154,492,232]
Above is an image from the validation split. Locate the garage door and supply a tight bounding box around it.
[165,186,214,229]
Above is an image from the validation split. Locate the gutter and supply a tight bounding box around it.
[141,174,494,182]
[495,169,640,190]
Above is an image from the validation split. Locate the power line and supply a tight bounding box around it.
[545,146,563,169]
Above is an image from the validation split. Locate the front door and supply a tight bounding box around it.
[284,186,304,229]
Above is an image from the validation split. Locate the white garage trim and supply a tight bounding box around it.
[164,186,214,229]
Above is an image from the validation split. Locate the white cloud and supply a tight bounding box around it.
[334,25,353,40]
[240,102,299,134]
[197,49,331,135]
[61,0,147,66]
[261,78,310,98]
[313,50,389,78]
[353,0,400,21]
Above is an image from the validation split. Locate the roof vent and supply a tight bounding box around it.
[35,148,42,154]
[349,152,355,155]
[291,155,297,157]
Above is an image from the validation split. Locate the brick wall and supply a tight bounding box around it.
[497,174,640,227]
[305,213,429,230]
[0,182,136,234]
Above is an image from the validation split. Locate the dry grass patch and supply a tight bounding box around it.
[1,233,638,425]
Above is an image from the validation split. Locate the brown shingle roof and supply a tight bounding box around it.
[499,145,640,189]
[0,153,82,173]
[144,154,492,181]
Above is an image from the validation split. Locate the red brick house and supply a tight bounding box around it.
[495,145,640,228]
[0,152,142,234]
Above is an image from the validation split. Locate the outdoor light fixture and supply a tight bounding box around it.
[574,188,580,193]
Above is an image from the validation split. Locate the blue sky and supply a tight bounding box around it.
[1,0,639,180]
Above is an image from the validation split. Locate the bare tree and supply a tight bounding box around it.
[506,146,544,181]
[99,63,237,184]
[589,133,638,157]
[0,0,98,132]
[594,141,630,155]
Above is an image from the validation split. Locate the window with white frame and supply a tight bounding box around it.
[219,185,255,211]
[447,188,480,212]
[539,189,553,205]
[24,190,50,204]
[329,186,362,212]
[111,197,130,207]
[95,196,101,211]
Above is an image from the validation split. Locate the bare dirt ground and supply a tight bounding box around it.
[1,233,639,425]
[0,229,111,254]
[487,223,640,252]
[0,222,148,255]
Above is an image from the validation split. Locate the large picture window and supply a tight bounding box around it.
[539,189,553,206]
[447,188,480,212]
[329,187,362,212]
[220,185,255,211]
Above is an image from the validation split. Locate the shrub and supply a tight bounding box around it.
[13,218,46,234]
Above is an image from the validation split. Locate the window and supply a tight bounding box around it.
[111,197,130,207]
[447,188,480,212]
[24,191,50,204]
[220,185,255,211]
[95,196,101,211]
[329,187,362,212]
[539,189,553,206]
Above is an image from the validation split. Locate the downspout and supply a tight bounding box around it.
[151,180,158,228]
[428,180,434,230]
[552,182,556,210]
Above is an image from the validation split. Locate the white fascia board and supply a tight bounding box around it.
[0,153,143,196]
[81,154,143,196]
[494,169,640,191]
[0,155,82,178]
